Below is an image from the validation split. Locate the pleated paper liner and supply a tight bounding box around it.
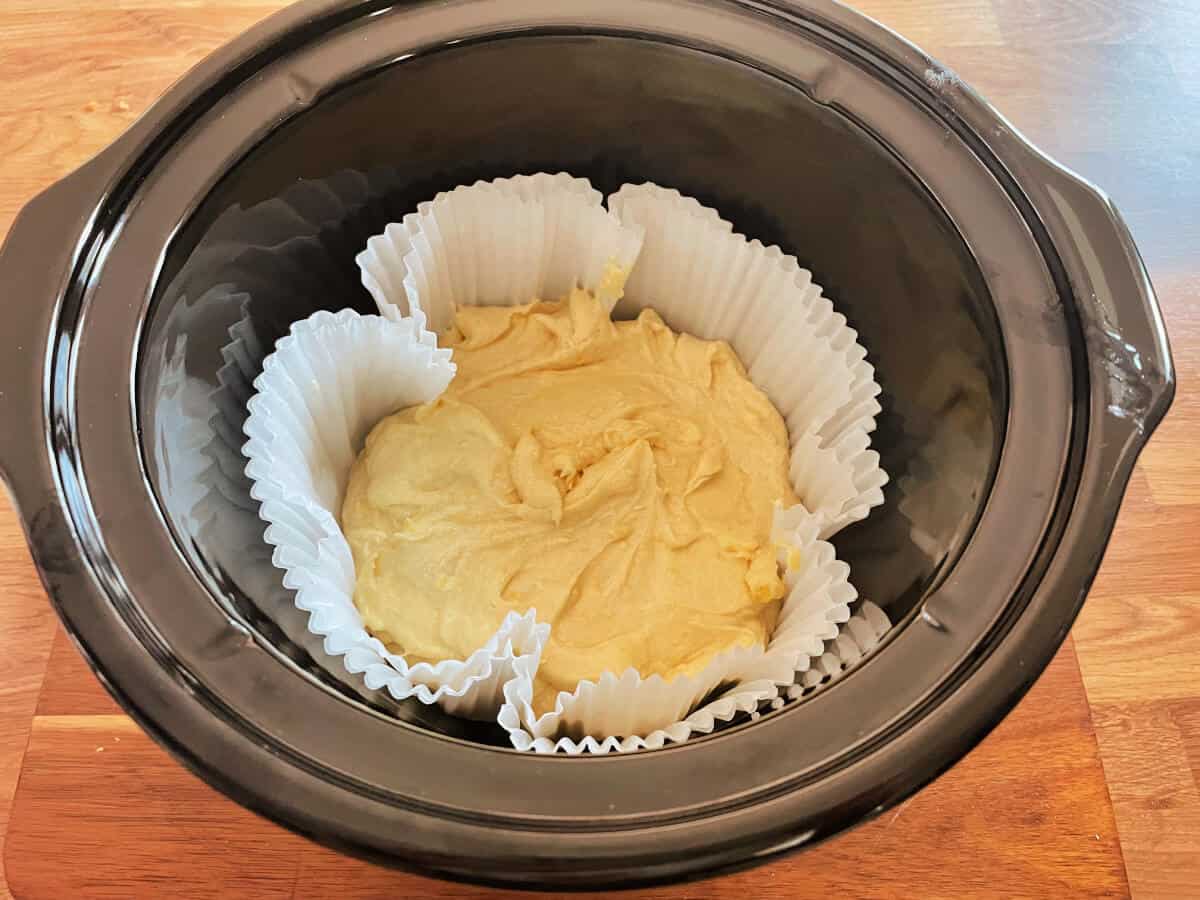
[241,308,559,718]
[357,172,645,331]
[342,174,878,751]
[788,600,892,700]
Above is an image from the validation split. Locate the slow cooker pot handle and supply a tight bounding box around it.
[0,152,118,513]
[1040,165,1175,454]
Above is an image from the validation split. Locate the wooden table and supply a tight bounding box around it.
[0,1,1197,897]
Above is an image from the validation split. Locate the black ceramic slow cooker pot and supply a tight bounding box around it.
[0,0,1174,889]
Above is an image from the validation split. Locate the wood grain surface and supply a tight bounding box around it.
[4,629,1126,899]
[0,0,1198,897]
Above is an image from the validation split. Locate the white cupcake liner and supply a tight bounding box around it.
[788,600,892,700]
[356,172,645,332]
[608,184,887,539]
[242,308,550,718]
[238,176,888,753]
[345,176,877,751]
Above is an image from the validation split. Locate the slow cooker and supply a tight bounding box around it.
[0,0,1174,889]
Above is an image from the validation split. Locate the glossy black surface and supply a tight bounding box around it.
[0,0,1173,889]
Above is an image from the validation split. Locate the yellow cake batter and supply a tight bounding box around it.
[341,287,799,714]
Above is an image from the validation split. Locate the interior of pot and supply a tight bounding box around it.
[138,34,1006,746]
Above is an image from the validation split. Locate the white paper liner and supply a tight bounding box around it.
[608,183,887,540]
[788,600,892,700]
[245,174,889,752]
[356,172,645,332]
[347,176,878,751]
[242,308,549,718]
